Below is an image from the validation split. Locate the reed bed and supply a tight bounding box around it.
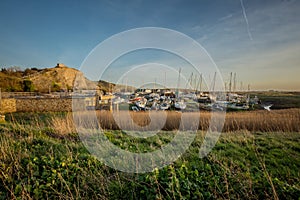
[50,109,300,135]
[222,108,300,132]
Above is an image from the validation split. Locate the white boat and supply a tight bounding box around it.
[227,102,249,110]
[131,97,148,111]
[174,100,186,110]
[159,102,170,110]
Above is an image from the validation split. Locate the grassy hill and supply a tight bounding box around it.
[0,64,97,93]
[0,72,23,92]
[0,64,135,94]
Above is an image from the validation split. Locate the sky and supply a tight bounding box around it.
[0,0,299,91]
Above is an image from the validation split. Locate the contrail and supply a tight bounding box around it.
[240,0,253,41]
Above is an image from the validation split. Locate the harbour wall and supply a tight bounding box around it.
[1,98,17,113]
[0,98,95,113]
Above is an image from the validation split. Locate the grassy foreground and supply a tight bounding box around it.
[0,112,300,199]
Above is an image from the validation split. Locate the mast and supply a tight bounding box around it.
[185,72,193,91]
[199,74,203,92]
[211,72,217,92]
[240,81,243,92]
[233,72,236,92]
[190,72,193,91]
[194,75,197,92]
[176,68,181,97]
[195,74,202,93]
[125,78,128,93]
[229,72,233,93]
[247,84,251,102]
[199,74,203,94]
[164,71,166,89]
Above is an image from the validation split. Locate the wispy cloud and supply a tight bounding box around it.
[218,14,233,22]
[240,0,253,41]
[188,0,300,90]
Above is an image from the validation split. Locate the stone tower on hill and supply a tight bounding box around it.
[55,63,66,68]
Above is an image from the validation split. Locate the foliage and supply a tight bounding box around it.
[0,73,23,92]
[23,79,35,92]
[52,82,61,92]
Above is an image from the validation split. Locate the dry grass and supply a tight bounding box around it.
[51,113,77,135]
[49,109,300,135]
[222,108,300,132]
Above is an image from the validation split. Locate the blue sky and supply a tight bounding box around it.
[0,0,299,90]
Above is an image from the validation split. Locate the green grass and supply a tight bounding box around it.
[252,91,300,109]
[0,117,299,199]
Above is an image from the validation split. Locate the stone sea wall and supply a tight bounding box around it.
[15,98,73,112]
[1,97,96,113]
[0,98,17,113]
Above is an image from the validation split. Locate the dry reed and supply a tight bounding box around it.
[49,109,300,135]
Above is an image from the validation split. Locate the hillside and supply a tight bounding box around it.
[28,64,98,92]
[0,64,137,94]
[0,64,98,93]
[0,72,23,91]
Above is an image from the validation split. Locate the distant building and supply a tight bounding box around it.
[55,63,66,68]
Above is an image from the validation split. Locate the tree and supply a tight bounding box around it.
[23,79,35,92]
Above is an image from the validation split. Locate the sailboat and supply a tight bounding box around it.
[174,68,187,110]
